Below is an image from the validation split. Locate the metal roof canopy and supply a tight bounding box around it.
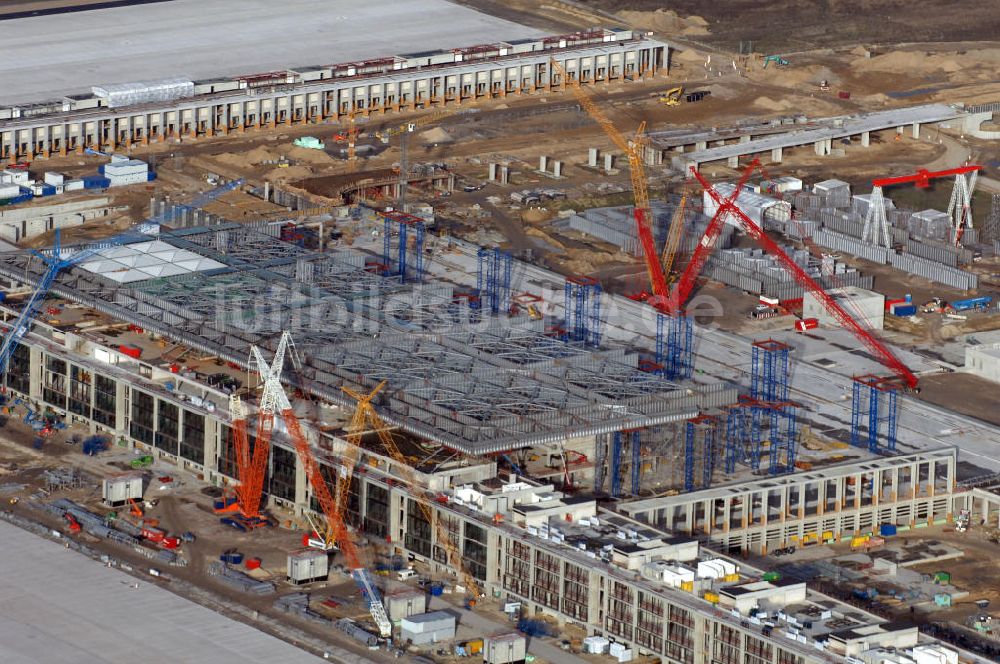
[0,223,733,455]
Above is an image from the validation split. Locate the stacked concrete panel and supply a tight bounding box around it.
[888,252,978,290]
[904,239,972,266]
[813,230,891,264]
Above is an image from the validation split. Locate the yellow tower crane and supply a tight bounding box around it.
[342,381,485,606]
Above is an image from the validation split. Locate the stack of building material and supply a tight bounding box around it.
[888,252,978,290]
[273,593,329,624]
[812,230,891,264]
[908,209,952,242]
[812,179,851,208]
[904,239,972,266]
[335,619,378,648]
[705,182,792,226]
[207,561,276,594]
[852,192,895,218]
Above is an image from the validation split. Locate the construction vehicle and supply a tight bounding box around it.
[340,381,486,608]
[550,58,669,302]
[251,333,393,637]
[659,87,684,106]
[128,497,144,519]
[762,55,789,68]
[0,180,242,378]
[130,455,154,469]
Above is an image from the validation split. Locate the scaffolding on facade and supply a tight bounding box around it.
[684,415,718,492]
[750,339,790,402]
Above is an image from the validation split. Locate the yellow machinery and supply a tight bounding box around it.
[660,196,687,282]
[342,381,485,604]
[659,86,684,106]
[549,58,669,299]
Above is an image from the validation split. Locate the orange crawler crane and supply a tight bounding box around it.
[256,332,392,637]
[341,382,485,607]
[213,334,293,530]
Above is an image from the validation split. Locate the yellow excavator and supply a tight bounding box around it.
[659,87,684,106]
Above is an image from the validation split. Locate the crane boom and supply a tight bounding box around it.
[691,167,919,389]
[253,338,392,637]
[548,59,668,297]
[660,196,687,280]
[873,165,981,188]
[341,382,484,602]
[667,161,759,311]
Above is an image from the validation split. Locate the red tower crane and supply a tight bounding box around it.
[674,162,919,390]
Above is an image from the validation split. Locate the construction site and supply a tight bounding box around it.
[4,0,1000,663]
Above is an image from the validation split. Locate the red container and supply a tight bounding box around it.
[795,318,819,332]
[162,536,180,549]
[118,344,142,359]
[141,526,165,542]
[245,557,262,570]
[838,91,851,99]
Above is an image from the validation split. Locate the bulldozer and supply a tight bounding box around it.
[659,86,684,106]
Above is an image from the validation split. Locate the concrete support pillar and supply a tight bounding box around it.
[861,131,870,147]
[695,140,707,151]
[911,122,920,139]
[739,134,752,144]
[539,155,548,172]
[604,153,614,173]
[814,140,825,156]
[488,163,497,181]
[727,155,739,168]
[770,146,783,163]
[588,148,599,167]
[553,161,562,178]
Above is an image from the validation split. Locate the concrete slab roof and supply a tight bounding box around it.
[0,519,321,663]
[0,0,543,105]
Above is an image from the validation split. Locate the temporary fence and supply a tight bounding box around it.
[888,252,978,290]
[813,230,891,264]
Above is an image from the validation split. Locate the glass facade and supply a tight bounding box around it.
[155,399,179,455]
[7,343,30,395]
[68,365,92,418]
[93,374,116,427]
[129,389,155,445]
[43,356,67,408]
[179,410,205,465]
[269,444,296,502]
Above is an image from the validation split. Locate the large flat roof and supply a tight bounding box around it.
[0,519,320,663]
[0,0,542,105]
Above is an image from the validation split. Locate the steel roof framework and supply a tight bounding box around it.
[0,223,735,454]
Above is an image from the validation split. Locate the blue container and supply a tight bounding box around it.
[98,165,105,175]
[147,171,157,181]
[880,524,897,537]
[82,175,111,189]
[40,184,56,196]
[0,292,6,302]
[429,583,444,596]
[951,295,992,311]
[891,304,917,316]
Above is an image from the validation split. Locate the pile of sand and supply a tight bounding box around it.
[752,96,796,112]
[267,165,313,181]
[285,146,336,165]
[617,9,710,36]
[851,49,961,74]
[420,127,453,144]
[525,227,565,250]
[245,145,281,164]
[675,48,707,64]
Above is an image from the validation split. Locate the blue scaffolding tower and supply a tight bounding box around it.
[850,375,899,454]
[725,396,799,476]
[564,276,602,346]
[381,211,425,282]
[656,313,694,380]
[684,415,718,492]
[751,339,791,402]
[476,247,513,314]
[606,429,641,498]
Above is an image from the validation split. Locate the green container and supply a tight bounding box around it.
[934,571,951,584]
[762,572,781,582]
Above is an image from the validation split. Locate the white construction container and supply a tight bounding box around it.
[0,184,20,199]
[400,611,456,645]
[64,179,85,192]
[44,172,65,186]
[804,285,885,330]
[582,636,610,654]
[105,159,149,187]
[1,169,30,185]
[483,633,527,664]
[286,548,329,584]
[384,588,426,621]
[911,645,958,664]
[697,558,737,579]
[102,472,143,506]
